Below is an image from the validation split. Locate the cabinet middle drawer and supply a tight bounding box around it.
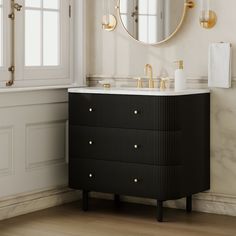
[69,126,155,165]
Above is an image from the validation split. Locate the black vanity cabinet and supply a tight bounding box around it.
[69,92,210,222]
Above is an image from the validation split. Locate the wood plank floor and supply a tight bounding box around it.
[0,199,236,236]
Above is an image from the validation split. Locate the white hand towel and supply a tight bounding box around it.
[208,42,232,88]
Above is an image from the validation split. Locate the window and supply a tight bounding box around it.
[1,0,72,87]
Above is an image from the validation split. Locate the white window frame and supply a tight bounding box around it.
[0,0,11,86]
[73,0,86,87]
[0,0,86,89]
[14,0,71,87]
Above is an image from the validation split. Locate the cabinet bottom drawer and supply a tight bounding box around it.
[69,158,157,198]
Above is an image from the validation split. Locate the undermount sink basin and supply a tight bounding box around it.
[68,87,210,96]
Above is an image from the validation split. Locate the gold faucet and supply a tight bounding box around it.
[144,64,154,88]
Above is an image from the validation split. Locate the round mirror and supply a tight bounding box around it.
[118,0,193,45]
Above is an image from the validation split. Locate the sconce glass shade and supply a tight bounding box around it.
[102,14,117,31]
[200,0,217,29]
[102,0,117,31]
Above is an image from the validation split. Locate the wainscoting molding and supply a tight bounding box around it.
[0,88,68,109]
[0,89,69,199]
[1,188,236,221]
[87,76,236,89]
[0,126,14,177]
[0,187,81,221]
[25,120,67,171]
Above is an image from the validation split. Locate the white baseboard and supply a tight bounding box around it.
[1,189,236,221]
[0,187,81,221]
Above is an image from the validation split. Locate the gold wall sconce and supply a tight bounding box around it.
[200,0,217,29]
[102,0,117,31]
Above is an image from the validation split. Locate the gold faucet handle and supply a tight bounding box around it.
[134,77,143,88]
[160,78,169,90]
[137,78,143,88]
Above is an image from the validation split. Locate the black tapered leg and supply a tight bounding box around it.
[114,194,120,207]
[82,190,89,211]
[157,200,163,222]
[186,195,192,213]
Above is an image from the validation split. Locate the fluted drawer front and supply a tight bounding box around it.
[69,93,155,130]
[69,93,102,127]
[155,131,182,166]
[69,126,155,165]
[118,162,157,198]
[156,166,184,200]
[69,159,119,193]
[69,159,157,198]
[69,93,182,131]
[155,96,181,131]
[70,126,183,166]
[69,159,185,199]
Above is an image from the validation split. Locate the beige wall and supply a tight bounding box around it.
[87,0,236,80]
[86,0,236,212]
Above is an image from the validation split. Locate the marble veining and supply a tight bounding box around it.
[211,88,236,196]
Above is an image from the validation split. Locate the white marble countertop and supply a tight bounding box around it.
[68,87,210,96]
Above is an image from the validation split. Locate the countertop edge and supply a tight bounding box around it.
[68,87,210,96]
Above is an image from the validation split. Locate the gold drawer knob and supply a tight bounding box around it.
[133,178,139,183]
[89,108,93,112]
[88,173,93,178]
[88,141,93,145]
[134,110,139,115]
[134,144,139,149]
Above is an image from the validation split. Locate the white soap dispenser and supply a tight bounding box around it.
[174,60,186,91]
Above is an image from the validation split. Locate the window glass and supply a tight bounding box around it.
[139,0,148,14]
[148,0,158,15]
[25,10,41,66]
[138,16,148,42]
[25,0,60,67]
[25,0,41,8]
[43,11,59,66]
[43,0,59,10]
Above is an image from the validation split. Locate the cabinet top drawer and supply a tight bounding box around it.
[69,93,156,130]
[69,93,210,131]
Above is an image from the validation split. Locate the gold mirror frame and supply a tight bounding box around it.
[117,0,195,46]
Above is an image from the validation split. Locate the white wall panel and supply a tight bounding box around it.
[0,127,13,177]
[0,89,68,198]
[26,121,66,171]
